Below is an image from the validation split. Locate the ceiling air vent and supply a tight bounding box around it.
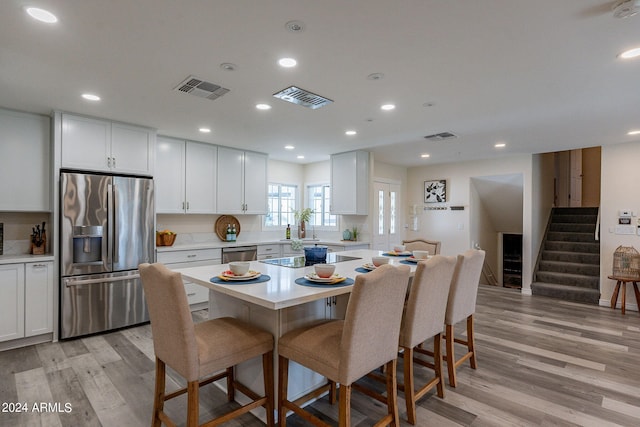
[424,132,458,141]
[273,86,333,109]
[174,76,229,101]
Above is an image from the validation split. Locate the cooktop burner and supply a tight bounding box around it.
[260,253,362,268]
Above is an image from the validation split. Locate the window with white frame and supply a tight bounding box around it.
[265,183,297,227]
[307,184,337,228]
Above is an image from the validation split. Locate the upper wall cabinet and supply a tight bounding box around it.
[156,136,217,214]
[217,147,267,214]
[0,109,50,211]
[330,150,369,215]
[61,113,155,176]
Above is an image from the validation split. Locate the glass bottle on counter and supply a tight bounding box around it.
[230,224,237,242]
[226,224,232,241]
[286,224,291,239]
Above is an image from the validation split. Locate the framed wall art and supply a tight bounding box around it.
[424,179,446,203]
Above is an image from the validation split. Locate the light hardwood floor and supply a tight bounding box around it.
[1,285,639,426]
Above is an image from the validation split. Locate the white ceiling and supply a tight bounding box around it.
[1,0,639,166]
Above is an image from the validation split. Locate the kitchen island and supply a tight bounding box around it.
[174,249,418,421]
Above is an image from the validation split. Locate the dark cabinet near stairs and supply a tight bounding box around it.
[502,233,522,288]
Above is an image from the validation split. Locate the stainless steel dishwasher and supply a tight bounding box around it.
[222,246,258,263]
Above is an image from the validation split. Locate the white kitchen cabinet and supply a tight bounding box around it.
[24,261,54,337]
[0,109,50,211]
[257,244,281,260]
[0,261,54,343]
[156,137,217,214]
[61,113,155,175]
[157,248,221,308]
[216,147,267,214]
[0,264,25,343]
[330,150,369,215]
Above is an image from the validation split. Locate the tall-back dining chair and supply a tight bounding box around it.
[399,255,457,424]
[443,249,485,387]
[277,264,410,427]
[402,239,441,255]
[139,263,275,427]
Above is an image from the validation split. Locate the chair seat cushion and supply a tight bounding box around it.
[278,320,343,381]
[195,317,273,377]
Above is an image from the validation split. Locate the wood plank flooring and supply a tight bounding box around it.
[1,285,640,426]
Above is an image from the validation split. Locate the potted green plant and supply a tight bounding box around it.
[294,208,314,239]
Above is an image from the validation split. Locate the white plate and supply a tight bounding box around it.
[305,273,345,283]
[220,270,261,281]
[386,250,412,256]
[362,263,377,270]
[406,256,431,263]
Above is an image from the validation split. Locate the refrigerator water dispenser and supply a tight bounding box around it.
[72,225,103,264]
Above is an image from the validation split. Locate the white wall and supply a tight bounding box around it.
[600,141,640,309]
[406,154,538,292]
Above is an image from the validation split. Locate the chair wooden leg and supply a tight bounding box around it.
[277,355,289,427]
[329,380,338,404]
[186,380,199,427]
[433,332,445,398]
[338,384,352,427]
[385,359,399,427]
[445,324,456,387]
[226,366,235,402]
[152,358,165,427]
[467,315,477,369]
[262,351,275,426]
[402,347,417,425]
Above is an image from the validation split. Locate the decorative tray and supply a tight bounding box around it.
[215,215,241,241]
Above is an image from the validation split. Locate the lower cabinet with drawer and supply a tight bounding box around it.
[0,261,54,344]
[257,244,281,260]
[156,248,221,310]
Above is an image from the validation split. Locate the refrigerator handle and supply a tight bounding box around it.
[107,183,114,266]
[64,274,141,287]
[112,184,119,264]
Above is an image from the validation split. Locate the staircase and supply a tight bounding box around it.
[531,207,600,304]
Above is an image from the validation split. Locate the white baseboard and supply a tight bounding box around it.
[599,298,639,312]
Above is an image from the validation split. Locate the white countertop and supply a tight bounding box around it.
[157,238,369,252]
[0,254,55,265]
[175,249,417,310]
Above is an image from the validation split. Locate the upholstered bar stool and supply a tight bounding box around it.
[355,256,457,425]
[399,255,457,424]
[443,249,485,387]
[277,264,410,427]
[402,239,441,255]
[139,263,275,427]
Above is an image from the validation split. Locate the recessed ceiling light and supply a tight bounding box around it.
[81,93,100,101]
[345,130,357,136]
[26,7,58,23]
[278,58,297,68]
[628,130,640,135]
[285,20,305,33]
[367,73,384,81]
[297,155,305,159]
[619,47,640,59]
[199,128,211,133]
[284,145,295,150]
[220,63,237,71]
[256,103,271,110]
[495,143,506,148]
[381,104,395,111]
[421,154,430,158]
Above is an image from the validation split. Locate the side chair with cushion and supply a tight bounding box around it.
[139,263,275,427]
[277,264,411,427]
[443,249,486,387]
[402,239,441,255]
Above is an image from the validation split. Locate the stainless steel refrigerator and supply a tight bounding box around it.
[60,171,154,339]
